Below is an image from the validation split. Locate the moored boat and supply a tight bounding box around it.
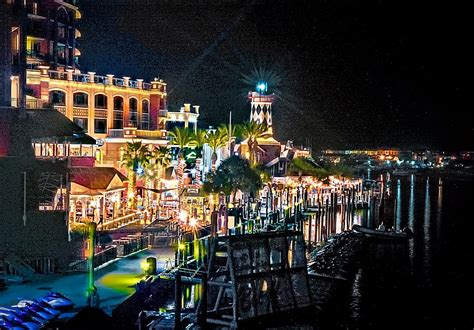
[392,168,417,176]
[352,224,412,240]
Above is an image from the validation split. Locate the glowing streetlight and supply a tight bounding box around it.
[179,210,188,223]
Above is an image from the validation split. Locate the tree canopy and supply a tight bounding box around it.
[289,157,354,182]
[203,155,263,197]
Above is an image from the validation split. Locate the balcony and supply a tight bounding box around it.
[159,110,168,117]
[11,98,48,109]
[49,71,68,80]
[47,71,154,90]
[26,50,49,61]
[107,129,124,138]
[106,129,166,140]
[136,130,167,139]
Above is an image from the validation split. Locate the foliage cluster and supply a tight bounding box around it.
[203,156,263,198]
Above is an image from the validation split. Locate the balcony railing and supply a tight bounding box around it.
[94,75,108,84]
[136,130,166,139]
[11,98,48,109]
[53,105,66,115]
[113,78,125,87]
[26,50,49,60]
[49,71,68,80]
[47,70,154,90]
[72,73,90,83]
[106,129,166,139]
[108,129,124,138]
[159,110,167,117]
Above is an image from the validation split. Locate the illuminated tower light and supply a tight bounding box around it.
[248,81,274,135]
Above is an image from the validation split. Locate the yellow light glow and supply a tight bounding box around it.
[178,243,186,250]
[179,210,188,223]
[141,261,150,271]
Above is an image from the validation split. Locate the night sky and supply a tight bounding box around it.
[78,0,470,151]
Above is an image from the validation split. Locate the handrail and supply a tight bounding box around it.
[46,70,153,90]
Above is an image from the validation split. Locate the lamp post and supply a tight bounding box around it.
[86,221,99,307]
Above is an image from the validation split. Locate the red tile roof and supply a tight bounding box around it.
[69,167,128,190]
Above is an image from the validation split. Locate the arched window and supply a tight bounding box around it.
[129,98,138,127]
[141,99,149,130]
[73,92,88,107]
[49,90,65,105]
[95,94,107,109]
[113,96,124,129]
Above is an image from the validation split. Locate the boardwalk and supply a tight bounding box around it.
[0,247,174,314]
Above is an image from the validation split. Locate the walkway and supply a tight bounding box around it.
[0,247,175,314]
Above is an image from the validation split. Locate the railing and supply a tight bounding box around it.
[53,105,66,115]
[159,110,167,117]
[49,71,68,80]
[11,98,48,109]
[72,73,90,83]
[66,234,151,272]
[94,75,108,84]
[113,78,125,87]
[46,70,153,90]
[97,212,143,231]
[26,50,48,60]
[136,130,166,139]
[108,129,124,138]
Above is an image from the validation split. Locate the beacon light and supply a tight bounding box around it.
[256,81,267,93]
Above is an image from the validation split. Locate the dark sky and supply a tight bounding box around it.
[78,0,470,151]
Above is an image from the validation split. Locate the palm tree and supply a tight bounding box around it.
[152,146,172,181]
[218,123,237,157]
[169,127,194,189]
[121,141,151,209]
[145,146,172,216]
[169,127,194,158]
[239,121,269,166]
[192,129,207,183]
[206,129,227,172]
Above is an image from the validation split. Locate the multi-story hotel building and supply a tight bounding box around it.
[2,0,200,167]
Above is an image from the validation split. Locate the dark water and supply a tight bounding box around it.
[344,174,473,329]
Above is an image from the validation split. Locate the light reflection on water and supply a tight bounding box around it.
[408,174,416,271]
[344,173,471,329]
[423,177,431,287]
[436,179,443,241]
[395,179,402,231]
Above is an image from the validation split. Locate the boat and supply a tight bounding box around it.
[352,224,412,240]
[392,168,417,176]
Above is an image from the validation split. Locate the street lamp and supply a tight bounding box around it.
[86,221,99,307]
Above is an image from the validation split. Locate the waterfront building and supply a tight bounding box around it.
[2,0,201,170]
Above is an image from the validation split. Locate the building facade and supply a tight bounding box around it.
[2,0,201,169]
